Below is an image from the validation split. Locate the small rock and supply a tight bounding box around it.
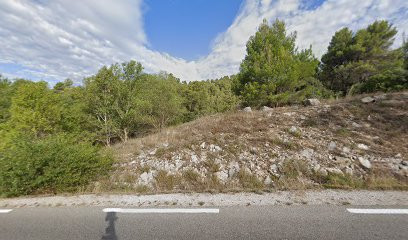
[289,126,298,134]
[328,141,337,151]
[215,171,229,183]
[401,160,408,166]
[301,148,314,160]
[243,107,252,112]
[342,147,351,154]
[352,122,361,128]
[283,112,295,116]
[358,157,372,169]
[139,172,154,185]
[303,98,321,106]
[361,96,375,103]
[344,167,354,175]
[200,142,206,149]
[357,144,369,150]
[191,154,199,164]
[149,149,157,155]
[373,94,387,100]
[228,161,240,177]
[395,153,402,158]
[264,176,273,185]
[261,106,272,112]
[326,168,343,175]
[209,144,222,152]
[269,164,278,173]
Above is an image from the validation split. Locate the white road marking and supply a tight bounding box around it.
[0,209,13,213]
[103,208,219,214]
[347,208,408,214]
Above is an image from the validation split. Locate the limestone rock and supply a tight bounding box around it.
[361,96,375,103]
[243,107,252,112]
[264,176,273,185]
[139,172,154,185]
[215,170,229,182]
[357,144,369,150]
[358,157,372,169]
[209,144,222,152]
[300,148,314,160]
[228,161,240,177]
[289,126,298,134]
[303,98,321,106]
[261,106,272,112]
[326,168,343,175]
[328,141,337,151]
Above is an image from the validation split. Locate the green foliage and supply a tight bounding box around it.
[181,76,239,121]
[320,20,407,95]
[236,19,331,107]
[0,134,112,197]
[0,75,12,124]
[136,73,185,130]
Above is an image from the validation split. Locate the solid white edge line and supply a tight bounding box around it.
[347,208,408,214]
[103,208,219,214]
[0,209,13,213]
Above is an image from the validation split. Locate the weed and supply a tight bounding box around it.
[237,170,264,189]
[154,170,181,191]
[204,159,220,173]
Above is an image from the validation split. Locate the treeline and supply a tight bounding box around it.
[1,19,407,196]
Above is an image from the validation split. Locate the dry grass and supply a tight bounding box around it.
[107,91,408,193]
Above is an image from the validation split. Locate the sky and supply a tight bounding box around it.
[0,0,407,84]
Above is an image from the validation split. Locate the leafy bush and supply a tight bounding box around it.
[0,134,112,197]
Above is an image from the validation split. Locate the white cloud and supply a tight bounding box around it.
[0,0,407,84]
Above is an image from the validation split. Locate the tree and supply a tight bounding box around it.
[0,75,12,124]
[320,20,406,95]
[53,78,74,92]
[236,19,330,107]
[403,36,408,70]
[84,66,119,146]
[7,81,65,137]
[137,73,184,131]
[112,61,143,142]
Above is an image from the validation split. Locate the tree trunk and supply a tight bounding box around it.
[123,128,128,142]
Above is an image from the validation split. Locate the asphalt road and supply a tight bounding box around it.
[0,205,407,240]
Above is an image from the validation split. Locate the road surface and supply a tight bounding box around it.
[1,205,407,239]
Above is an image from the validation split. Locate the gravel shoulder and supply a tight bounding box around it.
[1,190,407,208]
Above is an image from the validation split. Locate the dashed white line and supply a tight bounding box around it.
[347,208,408,214]
[103,208,219,214]
[0,209,13,213]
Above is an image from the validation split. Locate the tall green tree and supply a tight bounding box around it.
[236,19,330,107]
[0,75,12,124]
[84,66,119,146]
[112,61,143,142]
[137,73,184,131]
[320,20,407,95]
[181,76,239,121]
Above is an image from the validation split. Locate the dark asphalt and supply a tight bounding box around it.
[0,205,407,240]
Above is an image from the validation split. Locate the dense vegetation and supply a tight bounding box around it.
[0,19,407,196]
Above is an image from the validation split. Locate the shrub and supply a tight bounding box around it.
[0,134,113,197]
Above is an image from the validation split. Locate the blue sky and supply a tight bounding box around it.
[143,0,243,60]
[0,0,407,84]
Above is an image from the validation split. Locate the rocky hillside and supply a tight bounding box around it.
[104,92,408,193]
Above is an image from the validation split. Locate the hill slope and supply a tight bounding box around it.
[105,92,408,193]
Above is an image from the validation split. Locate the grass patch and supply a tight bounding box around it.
[237,170,264,190]
[154,170,181,191]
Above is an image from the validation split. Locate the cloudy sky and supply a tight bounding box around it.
[0,0,407,84]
